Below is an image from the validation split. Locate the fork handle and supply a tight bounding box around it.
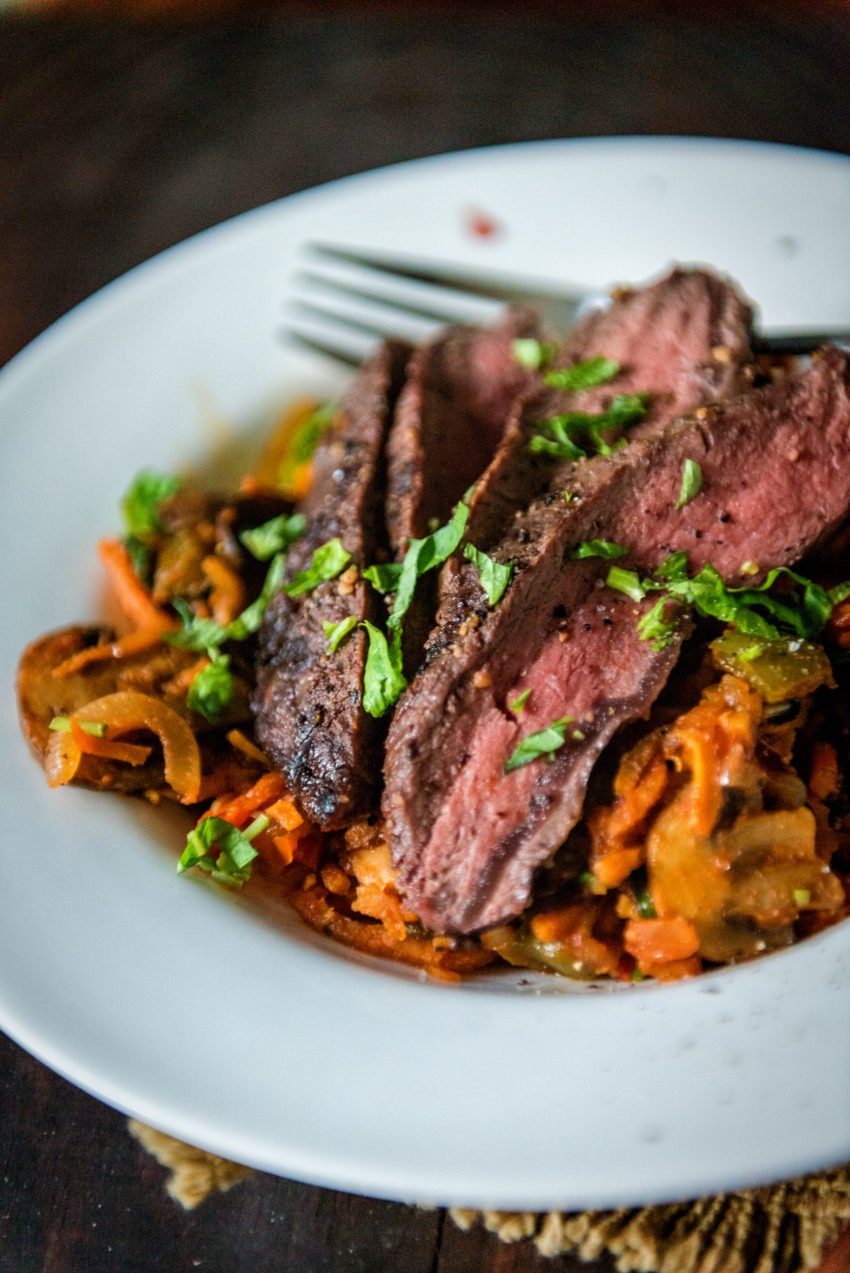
[753,331,849,355]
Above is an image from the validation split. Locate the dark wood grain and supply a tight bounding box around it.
[1,8,848,1271]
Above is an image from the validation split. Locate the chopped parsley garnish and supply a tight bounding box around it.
[177,814,269,887]
[508,689,531,715]
[571,540,627,561]
[122,470,182,540]
[543,356,620,391]
[605,566,647,603]
[168,552,287,652]
[228,552,287,638]
[323,615,358,653]
[675,458,703,510]
[635,597,679,649]
[120,470,182,580]
[463,544,514,606]
[239,513,306,561]
[362,562,404,594]
[360,621,407,718]
[504,716,575,773]
[387,500,470,631]
[512,338,558,370]
[187,654,233,722]
[353,500,472,717]
[529,392,650,462]
[607,552,850,651]
[48,716,107,738]
[168,598,228,655]
[283,538,352,598]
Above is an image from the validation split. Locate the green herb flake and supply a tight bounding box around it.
[323,615,358,653]
[363,562,404,594]
[529,420,587,462]
[544,355,620,391]
[388,500,470,630]
[168,552,288,653]
[512,338,558,370]
[793,888,811,907]
[563,490,575,503]
[121,470,182,540]
[283,538,352,599]
[529,392,650,463]
[177,814,269,888]
[360,621,407,718]
[463,543,514,606]
[48,716,108,739]
[504,715,575,773]
[606,566,648,603]
[124,536,151,580]
[675,458,703,510]
[167,598,228,655]
[828,581,850,607]
[508,689,531,715]
[239,512,306,561]
[228,552,287,638]
[571,539,627,561]
[187,654,233,723]
[637,596,681,650]
[634,885,657,919]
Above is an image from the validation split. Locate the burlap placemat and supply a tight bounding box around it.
[128,1121,850,1272]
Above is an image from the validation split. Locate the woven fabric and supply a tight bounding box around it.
[128,1121,850,1273]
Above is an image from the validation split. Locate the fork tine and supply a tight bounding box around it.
[301,244,506,327]
[287,278,442,344]
[280,310,379,367]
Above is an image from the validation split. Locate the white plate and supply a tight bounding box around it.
[1,138,849,1211]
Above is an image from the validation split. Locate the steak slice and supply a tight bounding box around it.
[253,340,409,827]
[386,313,539,668]
[385,311,539,554]
[385,349,850,933]
[435,267,754,647]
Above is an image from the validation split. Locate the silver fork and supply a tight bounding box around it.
[282,242,850,366]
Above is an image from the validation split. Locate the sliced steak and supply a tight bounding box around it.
[436,267,754,645]
[385,349,850,933]
[253,340,409,828]
[385,310,539,554]
[385,311,540,667]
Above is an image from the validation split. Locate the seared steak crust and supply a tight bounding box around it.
[435,267,754,648]
[385,349,850,933]
[386,313,540,669]
[385,311,539,554]
[253,340,409,828]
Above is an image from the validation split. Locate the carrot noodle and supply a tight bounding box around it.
[206,771,287,826]
[97,538,177,632]
[69,719,152,767]
[225,730,271,766]
[201,555,245,626]
[51,623,173,678]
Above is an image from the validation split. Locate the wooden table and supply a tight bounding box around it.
[1,8,849,1270]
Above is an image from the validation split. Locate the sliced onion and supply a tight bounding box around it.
[74,691,201,804]
[44,729,83,788]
